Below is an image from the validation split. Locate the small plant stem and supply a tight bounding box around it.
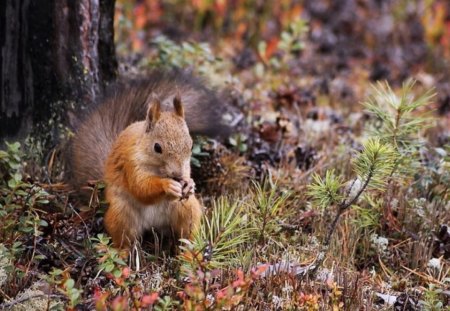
[0,287,12,300]
[392,107,401,150]
[259,205,267,244]
[309,169,374,277]
[277,221,301,231]
[24,226,38,278]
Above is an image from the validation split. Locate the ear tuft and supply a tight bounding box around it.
[146,94,161,131]
[173,95,184,118]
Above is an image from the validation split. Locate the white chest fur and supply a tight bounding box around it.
[138,200,172,231]
[114,186,175,235]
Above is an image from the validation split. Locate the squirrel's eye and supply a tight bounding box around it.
[154,143,162,154]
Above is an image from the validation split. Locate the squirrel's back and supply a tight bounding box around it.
[68,70,229,189]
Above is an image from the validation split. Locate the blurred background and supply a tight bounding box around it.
[114,0,450,116]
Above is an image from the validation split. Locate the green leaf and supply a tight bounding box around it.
[190,157,201,168]
[192,144,202,154]
[104,262,115,272]
[7,178,17,188]
[113,269,122,278]
[15,190,27,196]
[20,226,34,233]
[64,278,75,290]
[0,150,8,159]
[51,268,64,276]
[114,258,127,266]
[13,172,22,181]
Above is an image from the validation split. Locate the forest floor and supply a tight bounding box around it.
[1,1,450,310]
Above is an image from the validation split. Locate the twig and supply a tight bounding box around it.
[24,225,38,277]
[0,294,62,310]
[401,265,447,286]
[0,288,11,301]
[67,203,91,241]
[378,256,393,278]
[305,169,374,278]
[391,238,411,249]
[277,221,301,231]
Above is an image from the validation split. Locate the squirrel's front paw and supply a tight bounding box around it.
[162,179,183,200]
[181,178,195,199]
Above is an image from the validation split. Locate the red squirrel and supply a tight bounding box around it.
[68,70,229,248]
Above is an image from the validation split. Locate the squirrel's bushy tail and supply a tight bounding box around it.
[68,70,230,189]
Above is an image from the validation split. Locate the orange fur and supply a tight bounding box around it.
[103,97,202,249]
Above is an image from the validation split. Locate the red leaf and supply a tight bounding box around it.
[141,292,159,307]
[265,37,279,60]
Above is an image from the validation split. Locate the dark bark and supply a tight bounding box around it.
[0,0,117,145]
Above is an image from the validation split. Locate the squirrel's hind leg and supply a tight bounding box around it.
[170,196,203,240]
[104,199,141,250]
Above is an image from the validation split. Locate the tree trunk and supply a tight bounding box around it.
[0,0,117,145]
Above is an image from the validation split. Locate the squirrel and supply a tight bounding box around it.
[68,70,229,249]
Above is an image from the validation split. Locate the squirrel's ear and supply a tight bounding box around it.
[173,95,185,118]
[146,96,161,131]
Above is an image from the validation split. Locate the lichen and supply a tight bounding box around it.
[0,257,8,288]
[6,283,64,311]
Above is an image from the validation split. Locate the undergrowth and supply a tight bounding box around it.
[2,3,450,308]
[1,78,448,309]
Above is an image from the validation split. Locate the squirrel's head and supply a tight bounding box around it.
[138,95,193,180]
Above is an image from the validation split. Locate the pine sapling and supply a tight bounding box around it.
[307,138,396,275]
